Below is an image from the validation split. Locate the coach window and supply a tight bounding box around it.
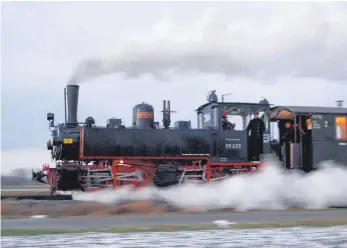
[335,116,347,140]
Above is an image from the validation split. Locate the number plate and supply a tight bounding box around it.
[225,138,242,149]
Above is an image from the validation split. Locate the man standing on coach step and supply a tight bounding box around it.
[246,112,265,161]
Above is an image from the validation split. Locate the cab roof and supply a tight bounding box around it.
[195,101,270,113]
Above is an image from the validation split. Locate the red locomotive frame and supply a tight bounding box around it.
[45,160,262,195]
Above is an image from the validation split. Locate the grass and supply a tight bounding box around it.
[3,206,347,220]
[2,219,347,236]
[1,225,216,236]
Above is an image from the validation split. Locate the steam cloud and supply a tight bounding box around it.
[72,156,347,210]
[67,2,347,85]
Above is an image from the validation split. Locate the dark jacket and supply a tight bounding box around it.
[246,118,265,139]
[222,119,235,130]
[281,125,305,143]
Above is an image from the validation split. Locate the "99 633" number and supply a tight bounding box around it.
[225,144,241,149]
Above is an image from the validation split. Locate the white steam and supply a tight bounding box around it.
[67,2,347,85]
[72,156,347,210]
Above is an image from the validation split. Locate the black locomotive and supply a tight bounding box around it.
[46,85,271,164]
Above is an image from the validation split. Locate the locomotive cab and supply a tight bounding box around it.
[195,90,272,162]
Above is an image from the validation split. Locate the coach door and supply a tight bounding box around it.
[297,115,313,171]
[310,113,336,168]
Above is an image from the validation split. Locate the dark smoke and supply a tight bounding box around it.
[67,43,246,85]
[67,3,347,85]
[1,168,32,186]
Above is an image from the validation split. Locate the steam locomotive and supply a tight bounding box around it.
[32,84,272,194]
[35,83,347,195]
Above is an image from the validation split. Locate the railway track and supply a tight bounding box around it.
[1,195,73,200]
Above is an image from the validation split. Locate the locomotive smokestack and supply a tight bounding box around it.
[66,84,79,124]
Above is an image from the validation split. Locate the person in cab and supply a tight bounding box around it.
[222,113,235,130]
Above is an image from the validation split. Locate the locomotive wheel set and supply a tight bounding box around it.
[32,84,347,195]
[34,157,261,196]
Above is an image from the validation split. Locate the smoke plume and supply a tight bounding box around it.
[67,43,243,85]
[67,2,347,85]
[1,168,33,186]
[72,156,347,210]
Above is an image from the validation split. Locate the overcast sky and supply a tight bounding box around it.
[1,1,347,174]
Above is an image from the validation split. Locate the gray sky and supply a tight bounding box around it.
[1,1,347,174]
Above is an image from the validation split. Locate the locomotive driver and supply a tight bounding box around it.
[222,113,235,130]
[246,112,265,161]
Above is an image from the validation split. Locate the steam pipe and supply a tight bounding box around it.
[64,88,67,124]
[167,100,171,127]
[162,100,172,129]
[66,84,79,125]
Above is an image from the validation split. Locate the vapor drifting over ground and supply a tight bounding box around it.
[72,156,347,211]
[67,2,347,85]
[1,168,33,186]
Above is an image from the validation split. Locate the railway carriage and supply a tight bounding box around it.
[267,105,347,171]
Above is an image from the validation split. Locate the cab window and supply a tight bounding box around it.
[335,116,347,140]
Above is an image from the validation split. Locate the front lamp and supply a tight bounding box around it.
[63,138,73,144]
